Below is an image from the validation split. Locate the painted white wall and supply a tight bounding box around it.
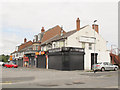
[66,25,110,70]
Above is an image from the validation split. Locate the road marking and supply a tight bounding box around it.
[0,81,12,84]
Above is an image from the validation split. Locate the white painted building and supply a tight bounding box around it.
[66,25,110,70]
[41,18,110,70]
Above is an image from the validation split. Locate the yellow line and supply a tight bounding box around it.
[0,83,12,84]
[0,81,12,84]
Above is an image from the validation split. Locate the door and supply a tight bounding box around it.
[91,53,98,70]
[108,63,114,70]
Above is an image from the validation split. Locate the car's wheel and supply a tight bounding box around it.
[101,67,105,72]
[114,67,118,71]
[5,66,7,68]
[2,64,5,67]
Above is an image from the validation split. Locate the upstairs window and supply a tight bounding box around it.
[53,43,56,48]
[59,41,64,47]
[82,42,85,48]
[36,45,38,50]
[89,43,92,50]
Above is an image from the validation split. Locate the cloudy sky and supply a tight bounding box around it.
[0,0,118,55]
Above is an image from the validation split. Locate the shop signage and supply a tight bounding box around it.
[10,57,12,61]
[48,48,62,53]
[35,55,37,58]
[41,51,45,55]
[39,51,45,55]
[79,36,95,43]
[35,52,39,55]
[48,47,84,53]
[70,48,84,52]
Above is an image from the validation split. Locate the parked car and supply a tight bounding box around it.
[0,62,4,66]
[92,62,119,71]
[4,63,18,68]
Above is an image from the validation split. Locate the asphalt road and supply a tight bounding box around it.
[1,66,119,88]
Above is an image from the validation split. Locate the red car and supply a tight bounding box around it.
[4,63,18,68]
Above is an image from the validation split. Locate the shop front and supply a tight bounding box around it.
[23,57,29,67]
[35,51,48,68]
[48,47,85,70]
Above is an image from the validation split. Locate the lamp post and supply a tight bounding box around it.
[93,20,97,73]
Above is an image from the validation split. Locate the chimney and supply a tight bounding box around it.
[92,24,99,33]
[60,26,64,36]
[24,38,27,43]
[76,18,80,31]
[41,27,45,33]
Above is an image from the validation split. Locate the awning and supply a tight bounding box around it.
[24,60,29,62]
[23,57,29,62]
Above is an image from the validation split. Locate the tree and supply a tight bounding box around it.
[0,54,9,62]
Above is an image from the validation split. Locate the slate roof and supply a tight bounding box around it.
[41,25,66,43]
[41,25,88,45]
[18,41,33,52]
[41,30,77,45]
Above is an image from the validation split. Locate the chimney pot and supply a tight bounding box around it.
[76,18,80,31]
[92,24,99,33]
[41,27,45,33]
[24,38,27,43]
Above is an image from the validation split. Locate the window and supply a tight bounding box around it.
[103,62,108,65]
[36,45,38,50]
[53,42,56,48]
[89,43,92,50]
[41,47,44,51]
[82,43,85,48]
[48,44,51,49]
[59,41,64,47]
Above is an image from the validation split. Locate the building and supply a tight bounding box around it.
[41,18,110,70]
[11,25,66,68]
[11,18,111,70]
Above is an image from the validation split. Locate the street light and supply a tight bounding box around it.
[93,20,97,73]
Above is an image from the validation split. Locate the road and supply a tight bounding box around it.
[1,66,119,88]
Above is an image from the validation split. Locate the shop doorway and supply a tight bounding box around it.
[91,53,98,70]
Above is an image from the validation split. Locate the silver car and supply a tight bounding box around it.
[92,62,119,71]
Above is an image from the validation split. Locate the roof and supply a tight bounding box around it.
[41,25,88,45]
[11,51,17,54]
[18,41,33,52]
[41,30,77,45]
[41,25,66,43]
[18,45,33,52]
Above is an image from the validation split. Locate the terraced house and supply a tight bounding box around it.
[11,25,66,68]
[11,18,115,70]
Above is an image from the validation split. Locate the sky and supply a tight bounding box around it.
[0,0,118,55]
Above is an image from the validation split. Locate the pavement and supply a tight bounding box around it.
[0,66,119,88]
